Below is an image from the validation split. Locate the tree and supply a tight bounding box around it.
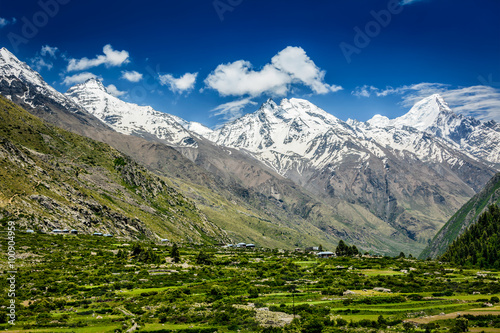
[403,322,415,332]
[170,243,180,263]
[377,315,387,328]
[196,250,212,265]
[302,317,324,333]
[450,317,468,333]
[335,240,349,256]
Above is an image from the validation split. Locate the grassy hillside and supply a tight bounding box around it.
[0,95,228,243]
[419,172,500,259]
[441,204,500,268]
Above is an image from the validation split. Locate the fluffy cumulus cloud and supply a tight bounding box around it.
[205,46,342,98]
[62,72,99,86]
[121,70,143,82]
[67,45,129,72]
[106,84,127,97]
[0,17,16,28]
[41,45,58,58]
[159,72,198,94]
[211,98,258,122]
[352,82,500,122]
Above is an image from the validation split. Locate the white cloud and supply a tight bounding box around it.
[352,85,377,98]
[121,70,143,82]
[0,17,16,28]
[352,85,400,98]
[352,82,500,122]
[271,46,343,94]
[31,57,53,71]
[67,44,129,72]
[159,72,198,94]
[41,45,58,58]
[62,72,99,86]
[211,98,257,122]
[404,85,500,122]
[106,84,127,97]
[205,46,342,98]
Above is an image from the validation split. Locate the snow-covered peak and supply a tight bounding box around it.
[0,47,84,112]
[261,98,279,110]
[366,114,391,128]
[170,115,214,137]
[392,94,452,131]
[66,80,197,147]
[73,78,107,93]
[0,47,48,88]
[0,47,16,62]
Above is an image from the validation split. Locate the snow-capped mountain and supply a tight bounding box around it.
[66,79,198,147]
[207,98,362,175]
[170,115,214,137]
[207,95,498,244]
[0,46,498,255]
[0,47,84,113]
[208,95,499,179]
[364,94,500,165]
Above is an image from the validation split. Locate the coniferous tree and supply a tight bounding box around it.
[170,243,180,263]
[441,205,500,269]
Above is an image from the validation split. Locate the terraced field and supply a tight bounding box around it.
[1,232,500,332]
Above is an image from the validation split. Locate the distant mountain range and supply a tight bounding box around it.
[0,46,498,255]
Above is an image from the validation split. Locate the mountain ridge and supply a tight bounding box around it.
[419,172,500,259]
[1,47,498,255]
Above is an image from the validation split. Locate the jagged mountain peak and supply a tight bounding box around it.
[0,47,16,61]
[392,93,453,131]
[0,47,46,87]
[71,78,107,92]
[65,77,197,147]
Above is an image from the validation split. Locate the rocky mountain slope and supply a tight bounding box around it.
[0,95,228,242]
[1,46,498,255]
[0,47,422,254]
[419,172,500,259]
[207,97,498,244]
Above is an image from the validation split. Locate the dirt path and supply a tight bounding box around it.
[126,321,138,333]
[410,308,500,324]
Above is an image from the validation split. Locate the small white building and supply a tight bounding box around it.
[317,251,335,258]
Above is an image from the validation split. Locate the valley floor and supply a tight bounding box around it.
[1,232,500,332]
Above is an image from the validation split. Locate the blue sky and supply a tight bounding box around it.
[1,0,499,127]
